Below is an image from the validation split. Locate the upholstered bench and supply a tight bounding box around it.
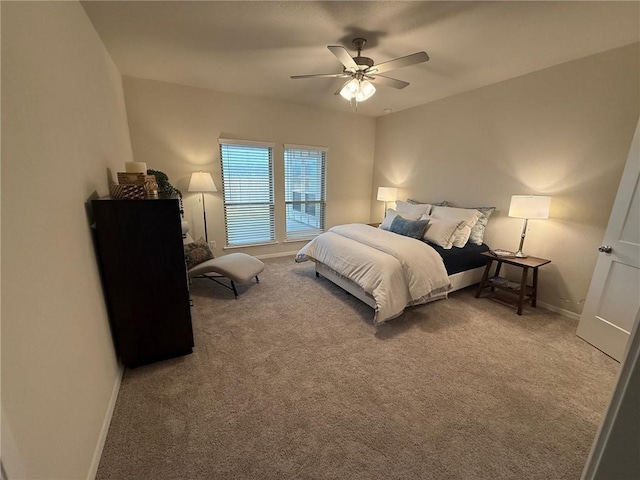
[188,253,264,298]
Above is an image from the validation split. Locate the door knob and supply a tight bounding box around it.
[598,245,613,253]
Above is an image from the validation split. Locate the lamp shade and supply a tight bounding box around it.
[188,171,217,192]
[340,78,376,102]
[339,79,360,100]
[356,80,376,102]
[377,187,398,202]
[508,195,551,219]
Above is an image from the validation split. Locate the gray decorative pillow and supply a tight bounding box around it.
[389,215,430,240]
[184,242,213,269]
[468,207,495,245]
[407,198,452,207]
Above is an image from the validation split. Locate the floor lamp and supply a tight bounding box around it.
[188,171,218,243]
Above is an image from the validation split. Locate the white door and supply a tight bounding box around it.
[577,120,640,361]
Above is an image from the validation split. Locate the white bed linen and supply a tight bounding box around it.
[295,223,451,324]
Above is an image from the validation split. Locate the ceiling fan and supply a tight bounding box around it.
[291,38,429,104]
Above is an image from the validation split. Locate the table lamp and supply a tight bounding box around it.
[188,171,217,242]
[508,195,551,258]
[377,187,398,217]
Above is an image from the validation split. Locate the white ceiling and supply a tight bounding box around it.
[81,1,640,117]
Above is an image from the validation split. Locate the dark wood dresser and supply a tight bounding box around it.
[92,197,194,367]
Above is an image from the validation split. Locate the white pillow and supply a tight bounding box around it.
[431,206,482,248]
[420,215,464,249]
[380,209,421,230]
[452,225,472,248]
[431,206,482,227]
[396,200,432,218]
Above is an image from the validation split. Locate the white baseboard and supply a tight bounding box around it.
[537,300,581,320]
[87,364,124,480]
[255,251,298,260]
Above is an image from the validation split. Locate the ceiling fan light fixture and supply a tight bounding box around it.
[356,80,376,102]
[339,78,360,100]
[292,38,429,109]
[339,78,376,102]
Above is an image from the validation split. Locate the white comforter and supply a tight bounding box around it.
[295,223,451,324]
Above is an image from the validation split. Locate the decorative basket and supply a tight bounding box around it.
[117,172,147,185]
[114,172,158,198]
[110,184,146,200]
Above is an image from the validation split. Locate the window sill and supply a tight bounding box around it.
[223,241,278,250]
[284,238,316,243]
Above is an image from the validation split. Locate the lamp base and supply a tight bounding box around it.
[515,219,529,259]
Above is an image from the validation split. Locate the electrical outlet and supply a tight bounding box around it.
[208,240,216,250]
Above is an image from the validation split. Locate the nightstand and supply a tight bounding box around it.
[475,252,551,315]
[367,222,381,227]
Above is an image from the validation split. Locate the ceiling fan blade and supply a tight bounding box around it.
[327,45,358,70]
[368,75,409,89]
[368,51,429,75]
[290,73,350,79]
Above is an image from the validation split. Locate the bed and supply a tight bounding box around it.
[295,202,494,325]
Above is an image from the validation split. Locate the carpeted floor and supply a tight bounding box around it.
[96,256,618,479]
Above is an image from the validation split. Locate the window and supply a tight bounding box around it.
[219,139,275,247]
[284,144,327,240]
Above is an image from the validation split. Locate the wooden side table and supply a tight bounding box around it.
[475,252,551,315]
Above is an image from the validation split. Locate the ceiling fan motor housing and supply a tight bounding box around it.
[352,38,374,70]
[354,56,374,68]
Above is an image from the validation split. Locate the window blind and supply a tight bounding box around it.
[284,145,327,240]
[219,141,275,246]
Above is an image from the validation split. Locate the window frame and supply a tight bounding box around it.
[283,143,328,241]
[218,138,276,248]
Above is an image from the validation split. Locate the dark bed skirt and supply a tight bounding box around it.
[427,242,491,275]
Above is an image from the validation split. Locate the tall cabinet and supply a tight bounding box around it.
[92,197,194,367]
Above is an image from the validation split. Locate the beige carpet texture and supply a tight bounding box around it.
[96,256,618,480]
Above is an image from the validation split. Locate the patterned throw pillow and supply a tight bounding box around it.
[184,242,213,270]
[407,198,452,207]
[467,206,496,245]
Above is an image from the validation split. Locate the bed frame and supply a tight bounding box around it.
[315,262,486,309]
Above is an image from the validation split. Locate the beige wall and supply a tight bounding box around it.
[121,76,376,257]
[372,43,640,315]
[1,2,132,478]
